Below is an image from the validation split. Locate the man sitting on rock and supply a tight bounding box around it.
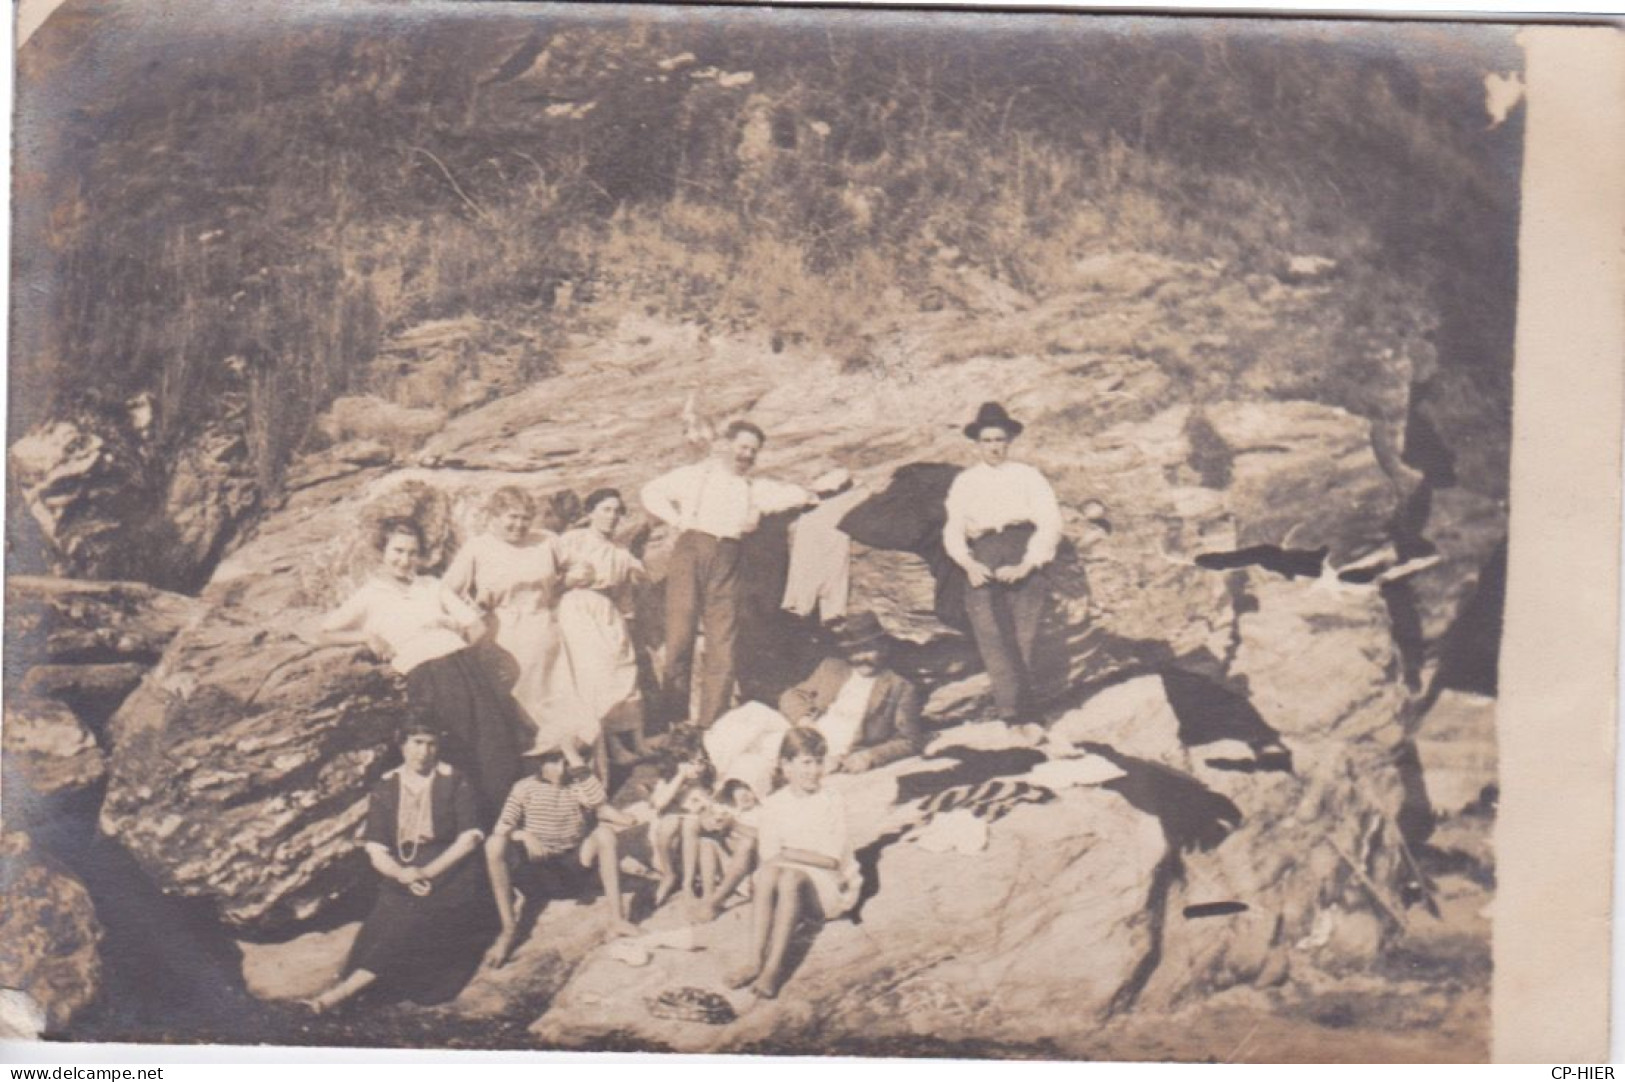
[483,734,638,967]
[777,611,925,774]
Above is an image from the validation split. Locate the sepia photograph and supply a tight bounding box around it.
[0,0,1616,1064]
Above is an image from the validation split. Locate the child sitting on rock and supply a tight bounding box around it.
[727,727,860,999]
[647,747,714,907]
[693,778,760,915]
[483,734,637,967]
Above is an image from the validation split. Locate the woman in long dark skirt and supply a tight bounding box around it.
[316,516,526,815]
[303,721,496,1012]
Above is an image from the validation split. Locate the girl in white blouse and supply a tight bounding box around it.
[726,727,859,1000]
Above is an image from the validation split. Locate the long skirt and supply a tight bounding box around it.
[556,588,644,739]
[345,840,497,1004]
[486,600,583,750]
[406,649,525,817]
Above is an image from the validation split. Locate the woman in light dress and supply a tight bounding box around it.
[444,487,591,758]
[554,488,650,768]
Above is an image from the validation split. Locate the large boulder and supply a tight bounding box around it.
[0,832,104,1033]
[99,635,405,932]
[157,422,261,590]
[1135,573,1418,1009]
[94,300,1467,987]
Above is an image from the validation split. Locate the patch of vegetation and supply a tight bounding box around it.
[14,7,1521,499]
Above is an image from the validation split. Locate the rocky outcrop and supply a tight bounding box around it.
[6,576,198,667]
[7,407,258,592]
[92,263,1496,1035]
[1413,691,1496,816]
[1134,575,1418,1008]
[0,832,104,1033]
[8,418,155,583]
[100,640,405,931]
[2,695,105,808]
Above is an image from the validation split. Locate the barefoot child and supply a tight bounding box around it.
[727,728,859,999]
[694,779,760,915]
[483,735,637,967]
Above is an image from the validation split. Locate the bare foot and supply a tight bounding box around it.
[483,929,517,969]
[609,917,639,938]
[726,964,760,990]
[654,873,680,907]
[751,978,780,1000]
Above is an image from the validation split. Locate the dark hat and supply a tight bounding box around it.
[963,401,1024,440]
[835,611,888,652]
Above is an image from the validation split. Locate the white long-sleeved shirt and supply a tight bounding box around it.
[640,459,813,541]
[943,461,1063,570]
[321,575,479,675]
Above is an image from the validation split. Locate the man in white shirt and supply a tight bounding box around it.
[943,402,1063,723]
[642,420,815,727]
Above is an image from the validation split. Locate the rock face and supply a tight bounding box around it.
[90,260,1496,1026]
[8,419,154,583]
[8,412,259,592]
[1413,691,1496,816]
[2,695,105,806]
[5,576,199,669]
[0,832,104,1033]
[101,641,405,931]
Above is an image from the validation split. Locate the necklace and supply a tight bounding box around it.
[396,772,435,865]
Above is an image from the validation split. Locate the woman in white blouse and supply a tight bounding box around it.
[317,516,526,815]
[943,402,1063,724]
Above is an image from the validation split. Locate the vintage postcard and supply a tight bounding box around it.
[2,0,1620,1064]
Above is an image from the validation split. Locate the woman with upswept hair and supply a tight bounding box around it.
[444,486,584,756]
[314,515,525,815]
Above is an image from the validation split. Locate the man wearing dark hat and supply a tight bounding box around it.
[944,402,1063,723]
[777,611,924,773]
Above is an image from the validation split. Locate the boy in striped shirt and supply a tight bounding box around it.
[483,739,637,967]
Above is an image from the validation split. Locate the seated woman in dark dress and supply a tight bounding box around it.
[302,719,496,1013]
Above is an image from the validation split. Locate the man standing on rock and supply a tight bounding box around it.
[642,420,816,728]
[944,402,1063,724]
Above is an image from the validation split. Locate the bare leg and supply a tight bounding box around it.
[700,837,757,921]
[583,824,637,936]
[302,968,376,1014]
[698,838,723,898]
[680,814,703,898]
[727,864,777,988]
[755,868,810,999]
[483,832,519,967]
[651,817,681,906]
